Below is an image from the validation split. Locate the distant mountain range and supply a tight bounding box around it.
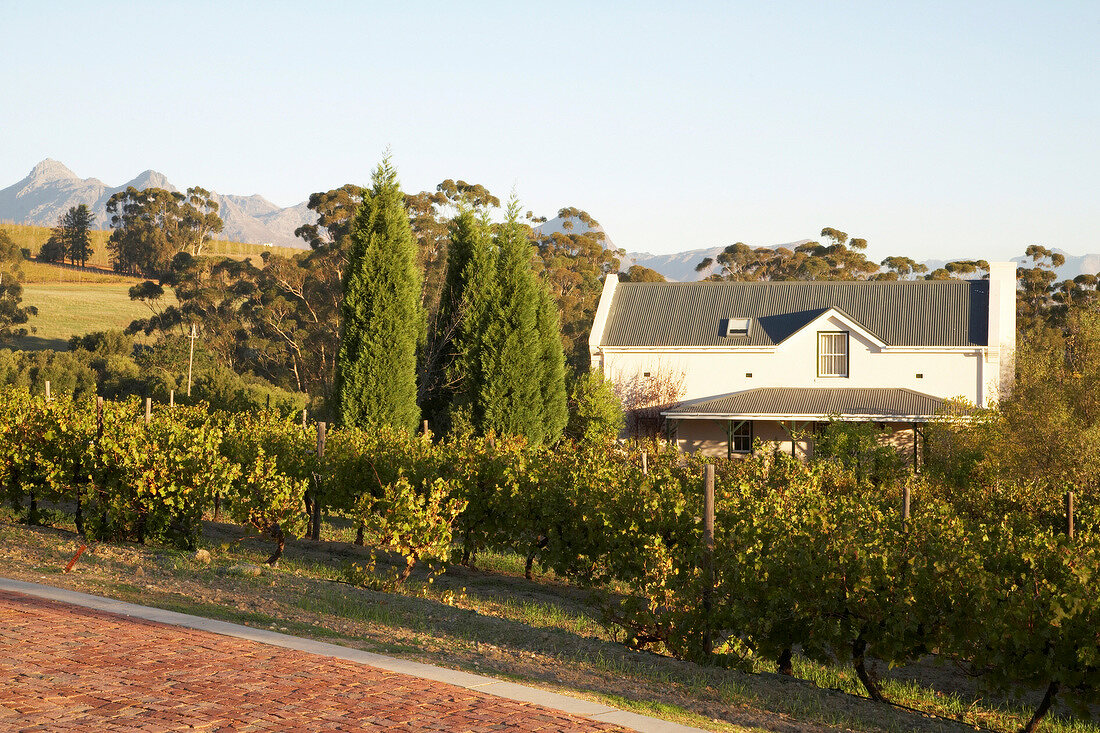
[0,159,315,247]
[3,159,1097,283]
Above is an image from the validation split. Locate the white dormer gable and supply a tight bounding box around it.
[776,307,888,349]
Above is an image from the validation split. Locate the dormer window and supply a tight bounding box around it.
[723,318,750,337]
[818,332,849,377]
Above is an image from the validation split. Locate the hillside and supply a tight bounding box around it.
[0,160,314,248]
[0,221,301,271]
[13,282,162,351]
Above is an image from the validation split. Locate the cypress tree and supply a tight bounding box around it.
[535,285,568,442]
[334,158,425,431]
[437,200,568,445]
[428,208,495,429]
[478,204,543,438]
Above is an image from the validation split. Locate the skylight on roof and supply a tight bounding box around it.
[723,318,750,337]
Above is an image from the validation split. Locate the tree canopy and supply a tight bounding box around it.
[107,186,223,276]
[0,231,37,343]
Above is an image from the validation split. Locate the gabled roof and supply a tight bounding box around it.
[600,280,989,348]
[662,387,949,421]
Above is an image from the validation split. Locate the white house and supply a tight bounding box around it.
[588,263,1017,458]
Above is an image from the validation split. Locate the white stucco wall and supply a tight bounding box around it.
[602,312,990,407]
[674,419,918,462]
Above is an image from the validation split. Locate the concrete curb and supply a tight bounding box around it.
[0,576,708,733]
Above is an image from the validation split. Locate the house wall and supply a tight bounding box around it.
[674,419,919,464]
[604,312,989,406]
[675,420,810,458]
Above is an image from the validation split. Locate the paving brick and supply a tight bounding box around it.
[0,590,623,732]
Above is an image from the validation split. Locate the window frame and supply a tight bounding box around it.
[729,420,753,454]
[817,331,850,378]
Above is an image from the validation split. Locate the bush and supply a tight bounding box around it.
[565,371,624,444]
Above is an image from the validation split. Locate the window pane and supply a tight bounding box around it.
[818,333,848,377]
[731,421,752,452]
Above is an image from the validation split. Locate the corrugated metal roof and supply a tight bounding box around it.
[662,387,947,420]
[601,280,988,347]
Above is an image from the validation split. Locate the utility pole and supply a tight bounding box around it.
[186,324,198,397]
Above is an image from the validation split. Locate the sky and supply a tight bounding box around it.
[2,1,1098,261]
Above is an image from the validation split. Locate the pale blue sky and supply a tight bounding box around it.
[3,1,1097,261]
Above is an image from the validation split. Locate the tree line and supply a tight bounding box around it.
[333,159,567,441]
[5,159,1096,446]
[116,160,616,439]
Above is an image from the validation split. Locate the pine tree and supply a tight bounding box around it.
[334,158,425,431]
[63,204,95,267]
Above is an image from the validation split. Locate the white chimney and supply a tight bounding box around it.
[986,262,1017,402]
[588,273,619,373]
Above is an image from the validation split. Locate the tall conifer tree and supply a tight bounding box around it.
[535,285,569,441]
[427,208,495,428]
[478,204,543,438]
[334,158,425,430]
[439,201,567,444]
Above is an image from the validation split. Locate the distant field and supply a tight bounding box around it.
[18,260,145,285]
[0,221,302,270]
[14,283,173,351]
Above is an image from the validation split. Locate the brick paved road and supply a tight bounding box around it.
[0,590,624,732]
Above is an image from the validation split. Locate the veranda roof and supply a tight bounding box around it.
[661,387,951,422]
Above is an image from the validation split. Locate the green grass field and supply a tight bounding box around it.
[15,283,170,351]
[18,260,143,285]
[1,221,301,270]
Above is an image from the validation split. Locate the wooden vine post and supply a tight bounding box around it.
[94,397,104,528]
[145,397,152,425]
[45,380,51,401]
[702,463,715,657]
[1066,491,1075,540]
[311,421,326,542]
[902,482,911,531]
[641,451,648,475]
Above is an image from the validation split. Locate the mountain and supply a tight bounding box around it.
[8,160,1099,280]
[0,159,314,248]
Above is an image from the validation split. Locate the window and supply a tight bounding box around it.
[723,318,750,337]
[818,332,849,377]
[729,420,753,454]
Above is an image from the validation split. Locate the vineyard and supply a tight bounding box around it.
[2,386,1098,732]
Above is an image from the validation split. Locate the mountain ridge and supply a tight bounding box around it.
[3,160,1097,282]
[0,159,313,248]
